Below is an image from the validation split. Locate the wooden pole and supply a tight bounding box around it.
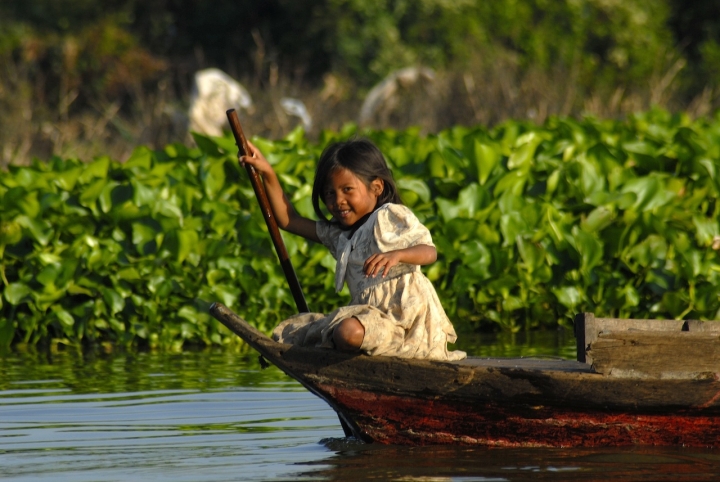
[226,109,310,313]
[225,109,353,438]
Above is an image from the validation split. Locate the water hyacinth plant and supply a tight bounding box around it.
[1,109,719,349]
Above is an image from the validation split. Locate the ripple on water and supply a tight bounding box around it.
[1,386,341,481]
[0,350,340,481]
[2,345,720,481]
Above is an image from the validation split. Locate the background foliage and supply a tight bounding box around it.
[2,0,717,89]
[1,110,719,348]
[2,0,720,165]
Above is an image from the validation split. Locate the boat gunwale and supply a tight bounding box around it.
[210,303,720,413]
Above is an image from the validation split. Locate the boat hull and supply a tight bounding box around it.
[319,384,720,447]
[210,303,720,447]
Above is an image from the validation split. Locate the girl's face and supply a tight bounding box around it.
[324,168,384,227]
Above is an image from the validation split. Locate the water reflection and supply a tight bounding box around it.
[1,335,720,481]
[1,347,291,395]
[1,348,339,481]
[453,328,576,359]
[297,441,720,481]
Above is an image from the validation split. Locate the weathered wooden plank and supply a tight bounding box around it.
[455,357,592,372]
[588,330,720,378]
[573,312,720,365]
[686,320,720,332]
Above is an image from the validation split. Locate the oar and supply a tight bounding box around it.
[226,110,353,437]
[226,109,309,313]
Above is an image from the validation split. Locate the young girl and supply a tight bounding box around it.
[241,138,466,361]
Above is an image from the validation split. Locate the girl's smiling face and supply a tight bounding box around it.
[324,168,384,227]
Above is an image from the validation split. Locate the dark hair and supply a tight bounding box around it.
[312,138,402,221]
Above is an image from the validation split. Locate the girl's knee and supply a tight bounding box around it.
[334,317,365,351]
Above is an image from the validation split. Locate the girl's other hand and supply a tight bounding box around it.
[239,140,273,177]
[363,251,402,278]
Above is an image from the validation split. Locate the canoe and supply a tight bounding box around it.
[210,303,720,447]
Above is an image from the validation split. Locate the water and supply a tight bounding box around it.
[2,332,720,481]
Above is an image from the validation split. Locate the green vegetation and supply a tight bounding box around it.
[2,110,719,348]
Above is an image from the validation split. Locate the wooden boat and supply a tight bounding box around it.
[210,303,720,447]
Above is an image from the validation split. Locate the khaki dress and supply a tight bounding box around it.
[272,203,466,361]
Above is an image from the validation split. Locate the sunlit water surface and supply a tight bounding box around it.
[2,330,720,481]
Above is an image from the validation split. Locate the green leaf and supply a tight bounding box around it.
[99,181,120,213]
[54,167,83,191]
[573,228,604,274]
[699,158,716,180]
[621,176,674,211]
[458,240,491,277]
[473,141,500,185]
[623,140,656,156]
[508,132,540,170]
[202,158,227,199]
[15,168,50,190]
[37,264,62,286]
[117,267,141,281]
[581,206,615,233]
[577,157,605,196]
[427,151,446,178]
[53,307,75,328]
[132,179,157,207]
[16,215,53,246]
[626,235,668,269]
[516,237,544,272]
[124,147,153,170]
[619,284,640,309]
[456,184,482,218]
[67,284,93,296]
[192,133,224,157]
[500,212,527,245]
[214,135,242,154]
[4,282,31,305]
[285,125,306,145]
[177,229,199,263]
[79,178,108,208]
[0,221,22,245]
[156,199,184,221]
[553,286,583,309]
[546,170,560,196]
[78,156,110,184]
[494,170,527,196]
[693,216,719,246]
[11,189,40,218]
[101,287,125,316]
[397,179,431,203]
[132,222,156,246]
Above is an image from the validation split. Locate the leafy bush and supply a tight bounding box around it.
[318,0,676,89]
[0,0,705,96]
[1,110,719,348]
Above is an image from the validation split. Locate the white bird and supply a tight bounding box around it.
[280,97,312,131]
[188,68,253,137]
[359,67,435,126]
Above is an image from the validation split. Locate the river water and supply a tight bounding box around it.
[2,330,720,481]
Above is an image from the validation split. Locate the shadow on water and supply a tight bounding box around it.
[299,439,720,481]
[2,333,720,481]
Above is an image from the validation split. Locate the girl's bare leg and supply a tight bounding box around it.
[333,317,365,351]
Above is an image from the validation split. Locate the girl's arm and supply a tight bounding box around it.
[363,244,437,278]
[240,141,320,242]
